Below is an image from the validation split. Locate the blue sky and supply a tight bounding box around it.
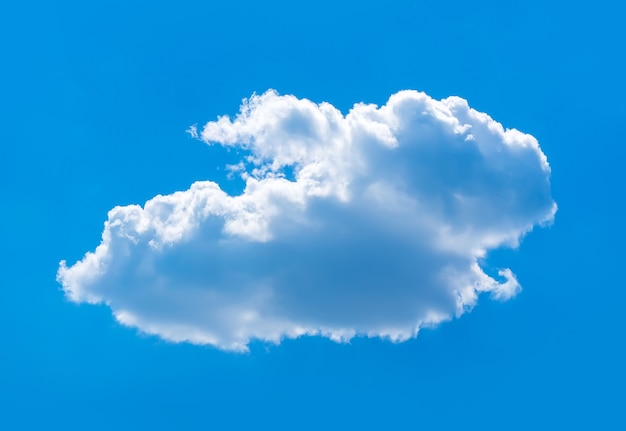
[1,0,625,429]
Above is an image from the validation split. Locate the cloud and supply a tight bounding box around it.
[57,90,556,351]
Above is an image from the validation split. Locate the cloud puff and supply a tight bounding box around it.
[58,90,556,351]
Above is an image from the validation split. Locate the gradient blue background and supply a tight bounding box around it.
[1,0,624,429]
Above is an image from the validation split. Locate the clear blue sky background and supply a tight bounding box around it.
[1,0,624,429]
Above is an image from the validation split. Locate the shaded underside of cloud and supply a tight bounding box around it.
[58,89,556,351]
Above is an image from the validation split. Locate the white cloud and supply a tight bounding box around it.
[57,90,556,351]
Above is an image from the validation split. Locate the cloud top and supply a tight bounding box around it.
[58,90,556,351]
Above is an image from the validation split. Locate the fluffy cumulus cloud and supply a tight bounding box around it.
[58,90,556,351]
